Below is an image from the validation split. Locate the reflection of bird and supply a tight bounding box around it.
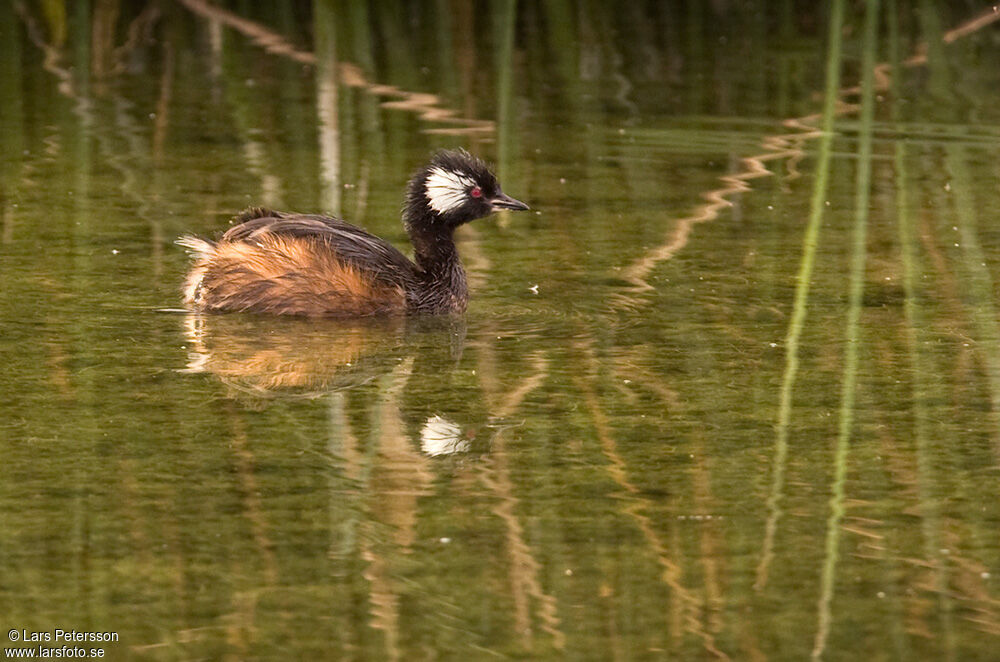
[420,415,470,457]
[180,313,407,397]
[179,312,465,400]
[178,149,529,317]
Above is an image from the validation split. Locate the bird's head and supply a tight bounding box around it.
[405,149,529,231]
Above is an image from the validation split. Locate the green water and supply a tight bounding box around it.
[3,2,1000,660]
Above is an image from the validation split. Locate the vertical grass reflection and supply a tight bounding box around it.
[888,4,953,656]
[0,0,25,246]
[314,0,342,215]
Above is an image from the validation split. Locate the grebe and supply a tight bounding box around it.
[178,149,528,317]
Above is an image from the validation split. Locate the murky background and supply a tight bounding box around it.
[2,1,1000,660]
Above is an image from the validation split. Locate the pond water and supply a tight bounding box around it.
[2,2,1000,660]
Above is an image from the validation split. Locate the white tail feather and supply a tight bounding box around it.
[176,235,216,259]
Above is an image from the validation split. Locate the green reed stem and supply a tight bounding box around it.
[496,0,517,186]
[812,0,879,657]
[757,0,845,591]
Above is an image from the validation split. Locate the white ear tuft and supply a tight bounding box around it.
[425,167,476,214]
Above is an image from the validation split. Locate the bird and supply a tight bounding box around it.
[178,149,529,317]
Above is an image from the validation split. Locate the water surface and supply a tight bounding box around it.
[2,2,1000,660]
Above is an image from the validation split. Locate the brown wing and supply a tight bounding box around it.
[220,208,417,283]
[184,232,408,317]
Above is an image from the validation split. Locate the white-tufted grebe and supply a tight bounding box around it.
[178,149,529,317]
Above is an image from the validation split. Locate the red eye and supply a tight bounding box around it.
[470,187,482,198]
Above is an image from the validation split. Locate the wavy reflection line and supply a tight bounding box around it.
[613,5,1000,306]
[478,353,565,650]
[178,0,494,136]
[690,434,725,636]
[575,339,729,660]
[15,2,80,100]
[481,445,566,650]
[904,4,1000,66]
[225,402,280,586]
[111,4,162,76]
[326,391,363,563]
[613,101,852,304]
[177,0,315,64]
[616,125,818,295]
[17,1,172,279]
[361,358,426,662]
[152,40,175,165]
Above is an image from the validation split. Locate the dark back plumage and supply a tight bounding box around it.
[219,207,415,281]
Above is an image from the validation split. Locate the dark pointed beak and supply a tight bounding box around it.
[490,192,530,212]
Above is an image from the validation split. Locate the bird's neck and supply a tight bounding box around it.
[413,229,466,282]
[406,219,468,312]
